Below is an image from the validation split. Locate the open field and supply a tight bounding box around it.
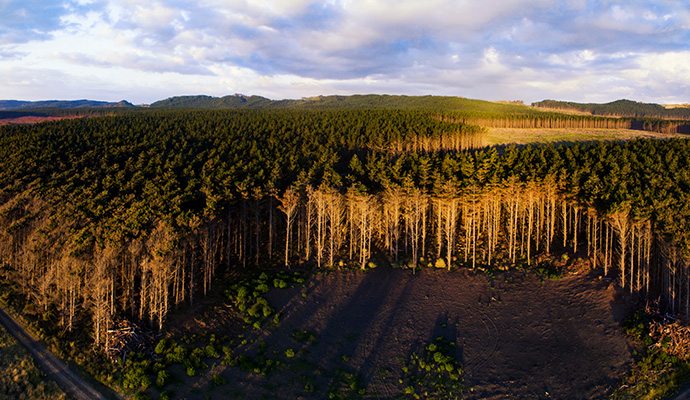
[485,127,687,146]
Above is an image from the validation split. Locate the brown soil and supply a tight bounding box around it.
[171,267,634,400]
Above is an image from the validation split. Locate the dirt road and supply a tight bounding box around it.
[0,306,110,400]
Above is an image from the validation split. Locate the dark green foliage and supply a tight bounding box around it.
[121,358,152,389]
[212,374,227,386]
[133,390,152,400]
[402,337,464,399]
[2,102,690,399]
[533,99,690,120]
[156,370,171,388]
[291,329,317,343]
[226,271,302,326]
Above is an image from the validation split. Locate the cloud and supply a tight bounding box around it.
[0,0,100,44]
[2,0,690,104]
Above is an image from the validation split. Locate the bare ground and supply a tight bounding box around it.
[171,267,634,400]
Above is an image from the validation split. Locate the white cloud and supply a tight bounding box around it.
[1,0,690,104]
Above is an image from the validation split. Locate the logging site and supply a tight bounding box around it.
[1,95,690,400]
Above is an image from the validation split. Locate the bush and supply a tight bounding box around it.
[285,349,295,358]
[273,279,288,289]
[204,344,219,358]
[133,390,152,400]
[212,374,227,386]
[256,283,270,294]
[122,363,152,389]
[166,344,187,364]
[156,370,171,388]
[186,366,196,377]
[154,339,168,355]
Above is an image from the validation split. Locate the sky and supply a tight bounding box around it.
[1,0,690,105]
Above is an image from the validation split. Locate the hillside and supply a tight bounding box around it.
[149,93,543,114]
[533,99,690,119]
[0,99,134,111]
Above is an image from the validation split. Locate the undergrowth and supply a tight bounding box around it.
[400,336,464,399]
[614,310,690,400]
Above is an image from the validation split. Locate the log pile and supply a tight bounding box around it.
[105,320,156,360]
[649,318,690,361]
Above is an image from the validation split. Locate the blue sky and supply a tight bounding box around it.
[1,0,690,104]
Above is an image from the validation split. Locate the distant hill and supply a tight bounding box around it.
[0,99,134,111]
[150,94,543,114]
[532,99,690,120]
[149,94,273,109]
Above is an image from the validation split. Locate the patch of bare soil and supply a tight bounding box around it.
[189,267,633,400]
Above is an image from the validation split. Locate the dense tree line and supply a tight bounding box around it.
[0,109,689,347]
[441,111,690,134]
[533,99,690,120]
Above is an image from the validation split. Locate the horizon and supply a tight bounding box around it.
[0,94,676,108]
[2,1,690,105]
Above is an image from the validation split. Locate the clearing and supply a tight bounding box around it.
[485,127,686,146]
[167,267,634,399]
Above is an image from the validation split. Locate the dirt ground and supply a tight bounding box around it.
[175,267,634,400]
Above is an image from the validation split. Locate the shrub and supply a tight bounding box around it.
[285,349,295,358]
[133,390,152,400]
[212,374,227,386]
[256,283,270,294]
[273,279,288,289]
[154,338,168,355]
[166,344,187,364]
[156,370,171,388]
[204,344,219,358]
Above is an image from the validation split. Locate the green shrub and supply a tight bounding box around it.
[166,344,187,364]
[204,344,219,358]
[156,370,171,388]
[285,349,295,358]
[256,283,270,294]
[262,304,274,317]
[133,390,152,400]
[154,338,168,355]
[212,374,227,385]
[273,279,288,289]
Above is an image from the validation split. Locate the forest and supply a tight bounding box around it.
[0,106,689,352]
[533,99,690,120]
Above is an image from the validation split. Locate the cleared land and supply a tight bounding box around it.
[166,267,634,399]
[485,127,686,146]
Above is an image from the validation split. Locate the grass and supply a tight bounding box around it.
[0,323,67,400]
[485,127,686,146]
